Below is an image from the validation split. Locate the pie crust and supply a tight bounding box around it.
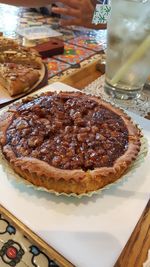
[0,91,141,195]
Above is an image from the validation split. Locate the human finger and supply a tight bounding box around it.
[52,0,80,9]
[60,18,82,26]
[52,6,80,18]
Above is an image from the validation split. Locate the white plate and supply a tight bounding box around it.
[0,82,150,267]
[17,26,62,40]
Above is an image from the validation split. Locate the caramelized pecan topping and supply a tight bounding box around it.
[6,92,128,170]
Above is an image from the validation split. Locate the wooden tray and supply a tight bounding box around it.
[60,58,105,90]
[114,199,150,267]
[0,63,48,107]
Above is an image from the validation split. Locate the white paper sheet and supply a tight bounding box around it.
[0,82,150,267]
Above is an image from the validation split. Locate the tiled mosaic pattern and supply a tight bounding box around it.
[43,58,70,78]
[53,43,95,65]
[67,36,103,52]
[0,4,106,79]
[0,214,59,267]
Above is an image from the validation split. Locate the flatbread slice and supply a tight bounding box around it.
[0,63,40,96]
[0,37,19,51]
[0,49,42,69]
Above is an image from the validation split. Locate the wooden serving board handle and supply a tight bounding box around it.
[114,199,150,267]
[60,59,105,90]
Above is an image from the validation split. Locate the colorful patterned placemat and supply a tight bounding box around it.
[48,54,101,83]
[53,43,95,65]
[43,58,70,78]
[67,36,103,52]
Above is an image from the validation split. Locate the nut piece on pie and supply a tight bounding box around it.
[0,63,40,96]
[0,37,19,51]
[0,91,141,195]
[0,49,42,69]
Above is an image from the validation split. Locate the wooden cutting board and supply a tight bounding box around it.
[60,59,105,90]
[34,38,64,58]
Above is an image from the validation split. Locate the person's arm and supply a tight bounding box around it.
[0,0,51,7]
[51,0,106,29]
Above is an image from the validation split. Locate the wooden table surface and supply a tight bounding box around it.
[60,59,104,90]
[114,199,150,267]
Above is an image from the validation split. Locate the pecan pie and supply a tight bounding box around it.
[0,63,40,96]
[0,91,141,195]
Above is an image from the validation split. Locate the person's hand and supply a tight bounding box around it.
[52,0,94,27]
[52,0,106,29]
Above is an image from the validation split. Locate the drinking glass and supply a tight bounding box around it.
[104,0,150,100]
